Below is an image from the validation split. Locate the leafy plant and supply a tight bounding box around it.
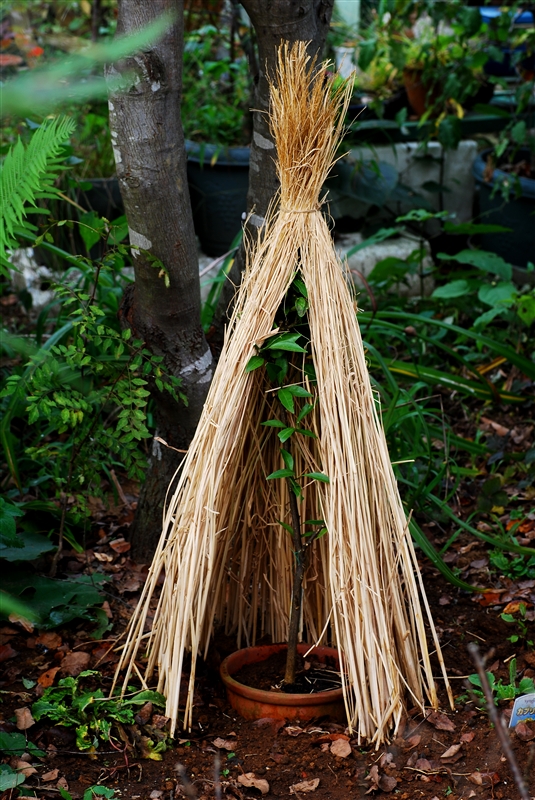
[1,214,186,569]
[32,670,168,756]
[468,659,535,706]
[60,786,116,800]
[182,23,253,147]
[246,278,330,686]
[0,731,45,792]
[500,602,535,647]
[0,115,76,274]
[490,551,535,581]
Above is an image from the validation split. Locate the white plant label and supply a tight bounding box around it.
[509,693,535,727]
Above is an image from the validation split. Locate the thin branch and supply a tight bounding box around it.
[467,643,530,800]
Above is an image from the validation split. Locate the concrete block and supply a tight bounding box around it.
[348,140,478,225]
[336,231,435,297]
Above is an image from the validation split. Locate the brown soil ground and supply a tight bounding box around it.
[1,527,534,800]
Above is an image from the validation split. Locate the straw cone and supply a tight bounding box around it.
[114,41,451,745]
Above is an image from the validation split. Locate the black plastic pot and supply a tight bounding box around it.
[472,148,535,272]
[186,140,250,256]
[76,176,124,220]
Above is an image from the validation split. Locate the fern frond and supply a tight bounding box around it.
[0,115,76,273]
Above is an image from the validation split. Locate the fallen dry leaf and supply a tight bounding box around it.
[237,773,269,794]
[15,707,35,730]
[151,714,170,729]
[38,666,60,687]
[57,777,69,791]
[109,538,131,553]
[36,632,62,650]
[404,734,421,750]
[365,764,380,789]
[460,731,475,743]
[503,600,529,614]
[212,737,237,751]
[11,759,37,778]
[60,651,90,676]
[414,758,433,771]
[42,769,60,782]
[441,743,462,759]
[379,775,397,792]
[515,721,535,741]
[468,771,500,786]
[0,643,18,662]
[330,738,351,758]
[480,416,509,437]
[101,601,113,619]
[426,711,455,732]
[290,778,320,794]
[135,701,153,725]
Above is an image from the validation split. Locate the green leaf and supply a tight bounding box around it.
[0,529,56,562]
[277,519,294,534]
[295,427,317,438]
[443,221,512,235]
[263,333,307,353]
[305,472,330,483]
[278,427,295,443]
[478,282,516,308]
[280,449,294,471]
[0,764,25,792]
[295,296,308,317]
[511,120,527,144]
[438,249,512,280]
[277,388,294,414]
[432,280,471,299]
[267,469,295,480]
[261,419,286,428]
[293,278,308,298]
[517,295,535,326]
[245,356,265,372]
[297,403,314,422]
[286,385,312,398]
[437,115,462,150]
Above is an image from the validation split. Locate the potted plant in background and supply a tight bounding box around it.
[472,83,535,275]
[182,15,254,256]
[356,1,493,125]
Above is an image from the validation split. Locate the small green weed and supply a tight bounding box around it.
[501,602,535,647]
[31,670,168,757]
[60,786,116,800]
[489,550,535,580]
[467,658,535,706]
[0,731,45,792]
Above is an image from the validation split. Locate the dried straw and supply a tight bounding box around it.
[114,41,452,745]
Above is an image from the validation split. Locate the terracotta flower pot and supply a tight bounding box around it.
[220,643,346,723]
[403,68,438,119]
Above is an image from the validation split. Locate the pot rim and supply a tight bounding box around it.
[220,643,344,707]
[473,147,535,198]
[185,139,250,166]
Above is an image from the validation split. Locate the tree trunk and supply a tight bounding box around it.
[107,1,334,561]
[106,0,213,562]
[217,0,334,337]
[241,0,335,221]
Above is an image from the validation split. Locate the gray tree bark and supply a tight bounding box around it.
[241,0,335,220]
[216,0,335,335]
[107,1,334,560]
[106,0,213,562]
